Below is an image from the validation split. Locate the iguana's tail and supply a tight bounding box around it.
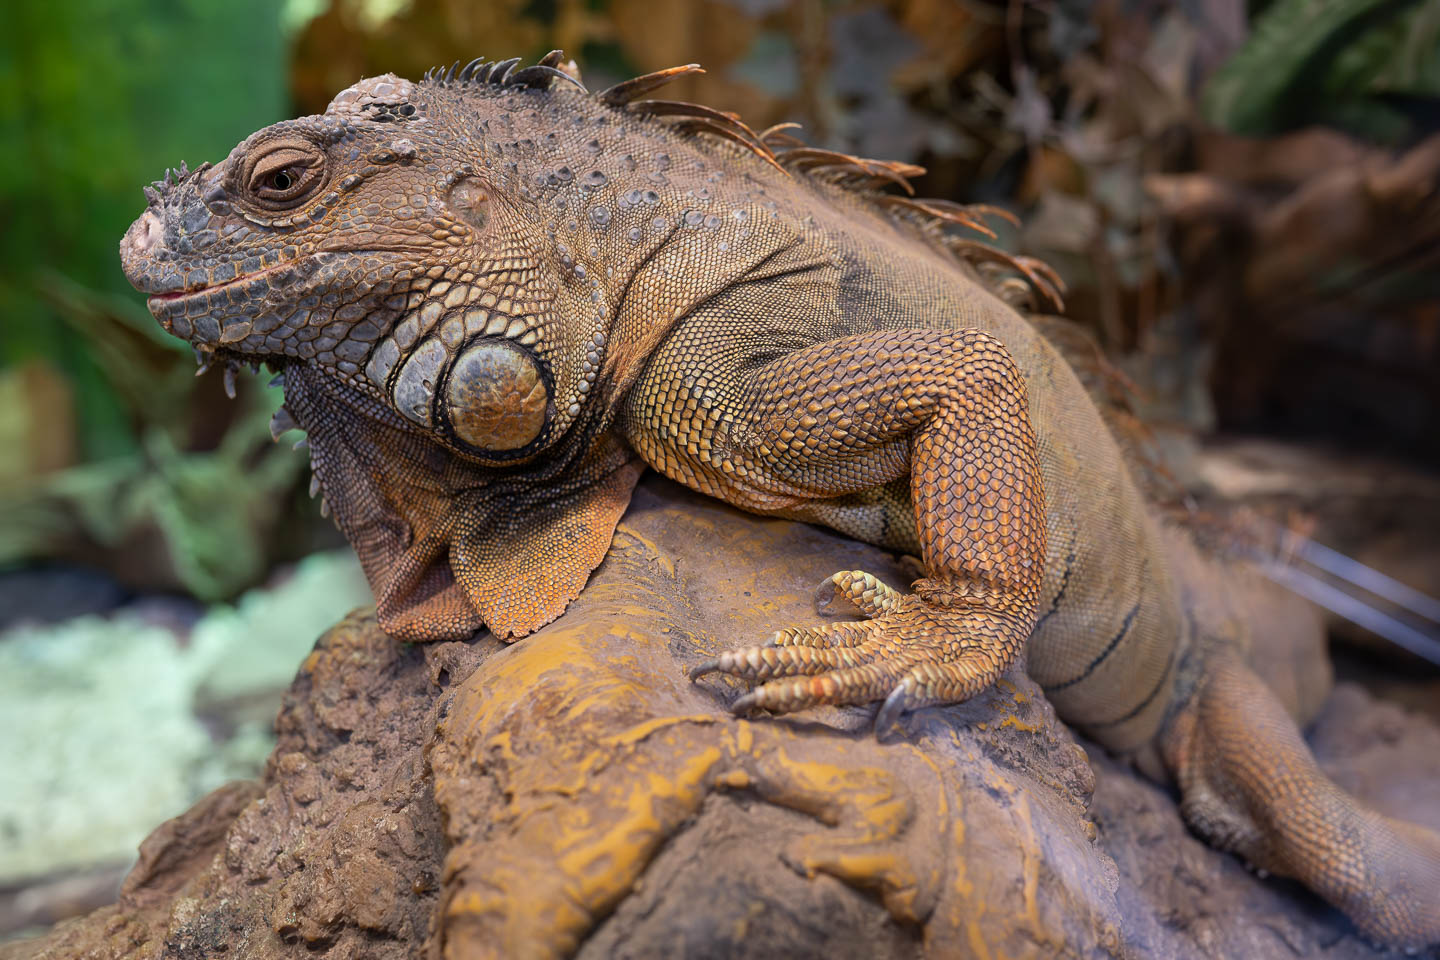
[1161,647,1440,950]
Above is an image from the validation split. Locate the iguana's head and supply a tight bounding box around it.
[118,56,625,464]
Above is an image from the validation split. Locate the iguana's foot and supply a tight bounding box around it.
[690,570,1022,731]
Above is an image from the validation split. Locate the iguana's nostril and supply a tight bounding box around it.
[132,210,162,253]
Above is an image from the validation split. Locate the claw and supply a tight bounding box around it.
[731,692,761,715]
[688,659,721,681]
[814,580,850,617]
[222,362,238,400]
[874,680,915,737]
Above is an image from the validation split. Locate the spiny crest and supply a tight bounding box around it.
[419,50,1065,311]
[599,66,789,175]
[422,49,586,94]
[598,59,1066,311]
[144,159,212,209]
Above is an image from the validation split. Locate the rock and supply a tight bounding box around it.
[5,477,1436,959]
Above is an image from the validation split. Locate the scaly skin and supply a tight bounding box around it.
[671,328,1048,724]
[119,53,1440,950]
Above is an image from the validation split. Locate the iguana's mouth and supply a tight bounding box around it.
[147,260,289,309]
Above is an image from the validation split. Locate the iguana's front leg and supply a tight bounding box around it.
[629,327,1046,727]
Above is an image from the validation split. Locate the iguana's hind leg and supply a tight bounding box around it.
[1162,647,1440,950]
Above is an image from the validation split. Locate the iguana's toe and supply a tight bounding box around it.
[726,660,918,716]
[769,619,874,649]
[691,637,885,685]
[813,569,905,619]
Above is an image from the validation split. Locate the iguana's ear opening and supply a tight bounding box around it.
[280,365,642,642]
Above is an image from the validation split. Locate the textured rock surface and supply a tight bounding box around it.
[7,477,1438,959]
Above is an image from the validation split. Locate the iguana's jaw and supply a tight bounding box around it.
[141,254,288,304]
[120,183,403,371]
[138,253,294,341]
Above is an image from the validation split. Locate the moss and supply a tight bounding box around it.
[0,550,369,883]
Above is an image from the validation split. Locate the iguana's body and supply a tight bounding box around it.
[120,54,1440,950]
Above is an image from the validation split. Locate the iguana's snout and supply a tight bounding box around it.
[123,209,163,257]
[119,209,176,329]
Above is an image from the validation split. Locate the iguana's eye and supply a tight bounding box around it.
[244,143,324,209]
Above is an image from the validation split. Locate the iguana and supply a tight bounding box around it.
[119,52,1440,951]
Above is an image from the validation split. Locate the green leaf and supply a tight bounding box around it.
[1202,0,1427,141]
[0,0,288,462]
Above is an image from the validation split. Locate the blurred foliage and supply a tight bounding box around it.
[1203,0,1440,143]
[0,0,331,599]
[0,381,307,602]
[0,0,288,459]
